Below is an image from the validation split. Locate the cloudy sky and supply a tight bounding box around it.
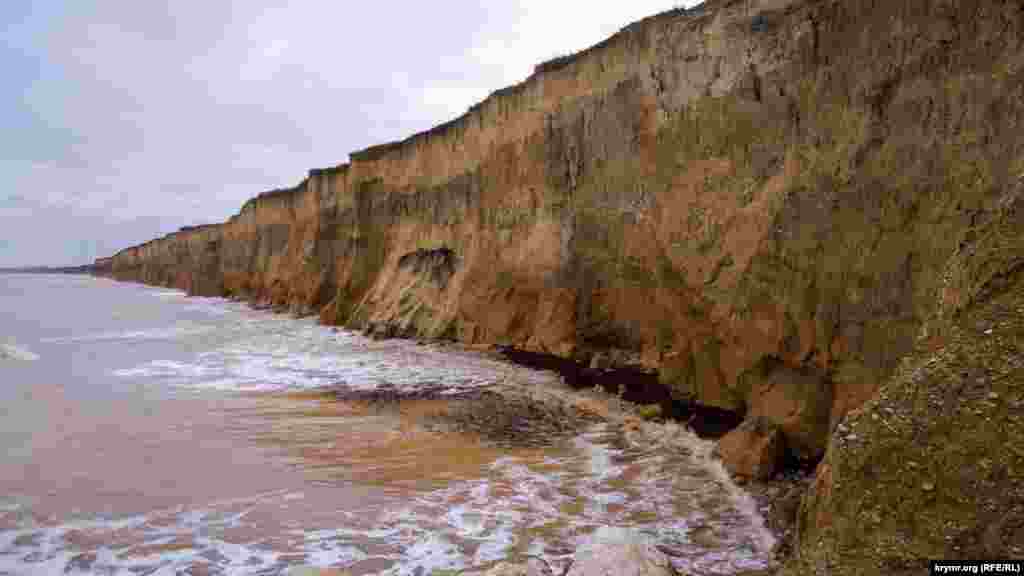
[1,1,695,267]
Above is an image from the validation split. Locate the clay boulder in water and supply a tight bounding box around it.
[716,416,785,480]
[566,527,677,576]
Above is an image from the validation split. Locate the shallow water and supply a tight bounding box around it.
[0,274,775,575]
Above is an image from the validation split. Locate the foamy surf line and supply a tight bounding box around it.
[0,493,463,576]
[41,323,215,344]
[82,284,555,394]
[0,491,353,576]
[0,427,778,575]
[111,317,552,394]
[151,289,187,299]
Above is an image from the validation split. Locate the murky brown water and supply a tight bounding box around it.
[0,275,776,575]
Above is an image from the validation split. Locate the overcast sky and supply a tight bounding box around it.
[1,1,696,267]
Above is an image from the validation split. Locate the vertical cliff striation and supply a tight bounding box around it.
[100,0,1024,567]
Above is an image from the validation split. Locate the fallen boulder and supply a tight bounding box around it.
[716,416,785,480]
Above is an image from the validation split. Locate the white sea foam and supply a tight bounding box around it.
[387,532,463,576]
[114,360,212,380]
[472,525,517,565]
[108,307,553,395]
[0,493,304,575]
[0,422,779,575]
[41,323,214,344]
[151,289,187,300]
[624,421,779,565]
[574,426,624,481]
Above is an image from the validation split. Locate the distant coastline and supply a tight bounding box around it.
[0,264,100,275]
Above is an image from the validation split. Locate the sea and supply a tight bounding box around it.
[0,273,776,575]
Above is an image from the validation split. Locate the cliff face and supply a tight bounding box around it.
[104,0,1023,562]
[106,0,1023,456]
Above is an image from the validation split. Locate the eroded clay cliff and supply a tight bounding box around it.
[101,0,1024,567]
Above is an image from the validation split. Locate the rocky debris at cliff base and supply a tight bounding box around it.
[431,387,606,448]
[715,417,786,481]
[420,370,653,448]
[327,380,489,404]
[317,360,620,448]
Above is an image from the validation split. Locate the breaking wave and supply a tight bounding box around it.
[113,316,547,394]
[41,323,215,344]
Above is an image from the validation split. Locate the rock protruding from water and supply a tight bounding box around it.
[565,527,677,576]
[481,559,553,576]
[716,416,785,480]
[0,341,39,362]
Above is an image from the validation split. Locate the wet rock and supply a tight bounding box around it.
[331,380,483,404]
[571,397,612,421]
[364,322,398,341]
[589,353,613,370]
[773,483,804,534]
[747,362,831,462]
[749,478,807,560]
[525,556,556,576]
[65,552,97,573]
[716,416,784,480]
[622,414,643,433]
[12,531,42,547]
[688,524,720,548]
[566,527,677,576]
[436,387,601,447]
[637,404,662,421]
[481,559,553,576]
